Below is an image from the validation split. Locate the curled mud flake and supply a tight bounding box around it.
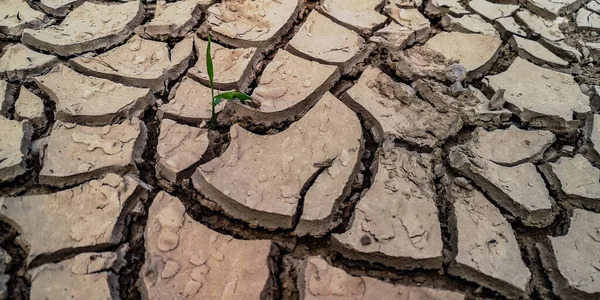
[227,143,240,166]
[156,203,185,231]
[339,149,351,167]
[253,86,288,99]
[212,250,225,261]
[101,125,111,135]
[161,260,181,279]
[190,253,208,266]
[71,132,124,155]
[191,265,210,281]
[210,233,219,244]
[158,230,180,252]
[258,174,268,182]
[230,126,238,139]
[303,79,312,88]
[77,163,93,172]
[183,280,203,297]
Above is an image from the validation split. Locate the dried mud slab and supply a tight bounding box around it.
[34,65,154,126]
[39,0,84,17]
[156,119,209,184]
[286,10,370,74]
[412,80,512,128]
[70,36,194,93]
[29,250,124,300]
[441,14,499,37]
[447,182,531,299]
[537,209,600,300]
[369,22,419,51]
[22,1,144,57]
[484,58,590,132]
[0,0,49,39]
[586,114,600,162]
[297,256,466,300]
[539,38,582,62]
[515,10,565,41]
[425,0,470,17]
[424,32,501,80]
[0,174,147,265]
[576,8,600,31]
[385,7,431,43]
[0,43,58,81]
[0,117,33,184]
[496,17,527,38]
[189,39,261,91]
[468,0,519,21]
[135,1,202,41]
[14,86,46,129]
[341,66,462,148]
[540,155,600,211]
[205,0,301,48]
[332,148,444,270]
[193,93,362,236]
[449,146,555,227]
[139,192,278,300]
[510,36,568,68]
[0,80,17,117]
[319,0,387,34]
[228,50,339,128]
[527,0,586,19]
[39,119,147,187]
[159,77,225,125]
[462,126,555,166]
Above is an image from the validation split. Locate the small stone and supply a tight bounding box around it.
[14,86,47,129]
[1,174,147,265]
[332,148,444,270]
[298,256,466,299]
[22,1,144,56]
[70,36,194,92]
[0,43,58,81]
[447,182,531,298]
[139,192,277,299]
[135,1,202,41]
[484,57,590,132]
[319,0,387,34]
[538,209,600,299]
[0,116,33,183]
[540,154,600,211]
[510,36,569,68]
[286,10,370,74]
[39,119,147,187]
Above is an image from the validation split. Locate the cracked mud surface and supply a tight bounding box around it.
[1,0,600,299]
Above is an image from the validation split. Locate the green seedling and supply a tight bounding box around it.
[206,34,252,129]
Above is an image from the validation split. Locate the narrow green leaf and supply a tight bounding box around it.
[206,34,214,90]
[214,91,252,102]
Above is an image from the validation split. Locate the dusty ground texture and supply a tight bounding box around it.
[1,0,600,299]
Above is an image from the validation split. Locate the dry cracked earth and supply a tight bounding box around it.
[0,0,600,299]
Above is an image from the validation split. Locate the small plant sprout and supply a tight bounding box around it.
[206,34,252,130]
